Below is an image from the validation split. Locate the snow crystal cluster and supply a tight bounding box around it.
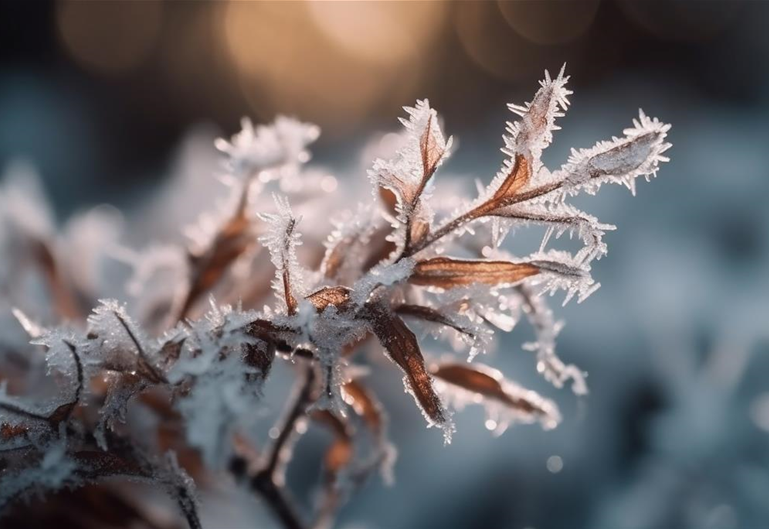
[0,67,669,529]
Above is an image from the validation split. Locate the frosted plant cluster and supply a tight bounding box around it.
[0,68,669,529]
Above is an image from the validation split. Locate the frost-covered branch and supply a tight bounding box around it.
[0,67,669,529]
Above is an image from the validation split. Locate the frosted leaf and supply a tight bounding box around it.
[321,205,383,283]
[93,372,146,450]
[368,100,452,253]
[489,201,615,259]
[0,426,76,508]
[169,304,272,467]
[517,284,587,395]
[258,194,307,315]
[350,258,415,307]
[521,250,600,305]
[431,362,562,433]
[555,110,672,196]
[85,299,164,382]
[341,379,397,485]
[215,116,320,179]
[505,65,571,167]
[395,303,493,360]
[365,300,453,443]
[31,327,84,406]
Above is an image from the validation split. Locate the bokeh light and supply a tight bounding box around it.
[56,0,163,77]
[497,0,600,45]
[220,1,445,134]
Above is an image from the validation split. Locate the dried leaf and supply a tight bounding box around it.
[342,380,383,435]
[365,302,448,433]
[1,422,28,440]
[410,256,539,288]
[419,114,446,180]
[431,362,561,430]
[491,154,531,204]
[312,410,353,475]
[432,363,533,414]
[258,195,304,316]
[306,286,352,312]
[395,304,475,339]
[180,183,254,319]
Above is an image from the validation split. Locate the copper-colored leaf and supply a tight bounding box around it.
[342,380,383,435]
[419,114,445,180]
[492,154,531,203]
[408,218,431,250]
[1,422,28,440]
[396,304,475,338]
[431,362,560,427]
[306,286,352,312]
[312,410,353,475]
[410,256,539,288]
[179,185,254,319]
[71,451,149,480]
[157,334,186,368]
[365,303,447,428]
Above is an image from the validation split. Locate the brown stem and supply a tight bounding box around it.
[262,363,317,482]
[227,362,317,529]
[404,179,565,257]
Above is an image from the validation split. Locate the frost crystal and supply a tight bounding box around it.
[215,116,320,179]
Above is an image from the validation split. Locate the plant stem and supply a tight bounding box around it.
[229,362,317,529]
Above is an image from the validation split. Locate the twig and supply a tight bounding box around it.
[262,363,316,482]
[227,362,317,529]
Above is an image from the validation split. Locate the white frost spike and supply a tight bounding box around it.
[527,250,600,305]
[504,65,571,167]
[491,201,616,261]
[556,110,672,196]
[258,194,307,311]
[215,116,320,179]
[518,284,588,395]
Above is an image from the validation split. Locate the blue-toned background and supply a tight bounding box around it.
[2,2,769,528]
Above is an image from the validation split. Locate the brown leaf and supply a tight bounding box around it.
[410,256,539,288]
[419,114,446,180]
[365,303,447,428]
[492,154,531,203]
[311,410,353,475]
[71,450,149,480]
[431,362,559,426]
[342,380,383,435]
[408,217,431,250]
[179,184,254,319]
[306,286,352,312]
[431,363,535,414]
[157,334,186,369]
[1,422,28,440]
[396,304,475,338]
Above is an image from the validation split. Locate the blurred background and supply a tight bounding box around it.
[2,1,769,528]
